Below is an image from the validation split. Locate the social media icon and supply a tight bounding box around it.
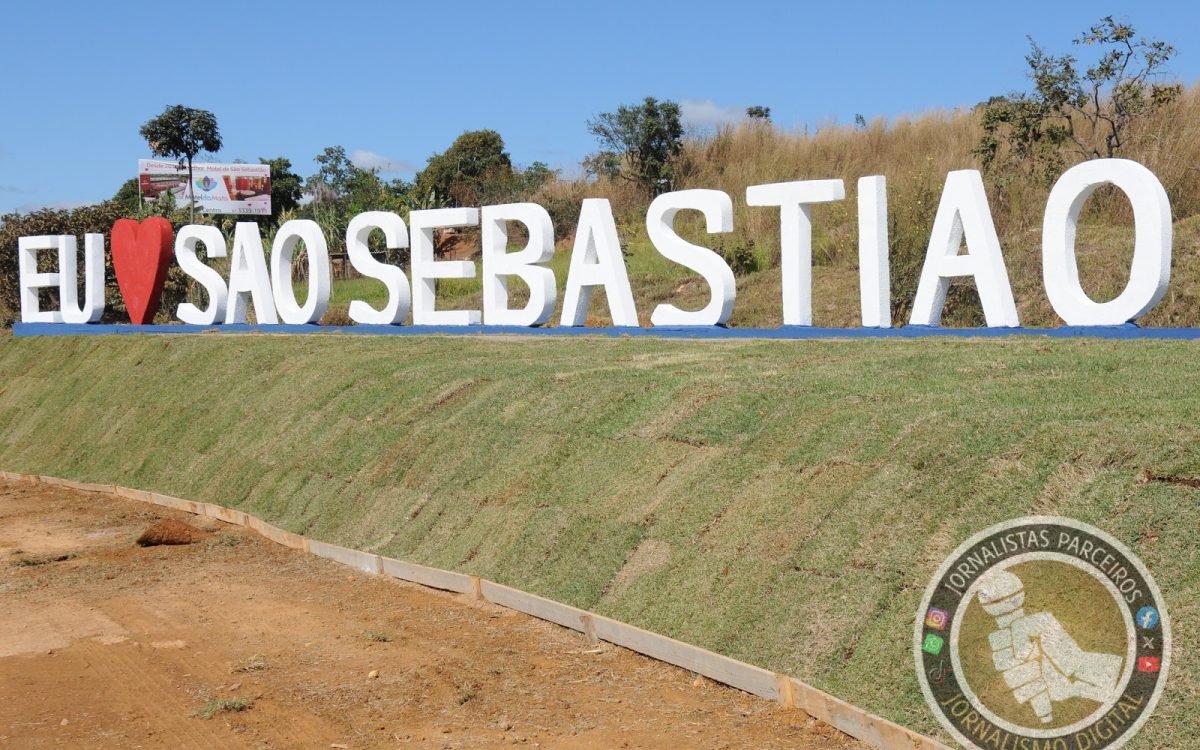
[1137,656,1161,673]
[922,633,944,656]
[925,607,949,630]
[928,660,948,685]
[1136,607,1160,629]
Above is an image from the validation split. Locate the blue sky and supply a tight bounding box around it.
[2,1,1198,215]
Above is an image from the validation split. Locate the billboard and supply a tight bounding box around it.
[138,159,272,216]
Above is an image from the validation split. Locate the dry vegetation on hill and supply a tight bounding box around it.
[527,84,1200,328]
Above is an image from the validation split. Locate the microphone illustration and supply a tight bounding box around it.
[977,568,1123,723]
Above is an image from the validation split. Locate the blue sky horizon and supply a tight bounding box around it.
[2,1,1199,215]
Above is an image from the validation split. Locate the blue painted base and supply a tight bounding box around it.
[12,322,1200,340]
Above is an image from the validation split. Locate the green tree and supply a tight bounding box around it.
[746,105,771,121]
[416,130,514,206]
[138,105,223,222]
[259,157,303,225]
[975,17,1179,181]
[308,145,357,200]
[520,161,555,194]
[306,146,402,213]
[587,97,684,195]
[112,178,141,212]
[304,146,409,260]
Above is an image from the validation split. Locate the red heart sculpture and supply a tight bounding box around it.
[111,218,174,324]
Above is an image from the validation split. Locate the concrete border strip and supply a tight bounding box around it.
[12,473,950,750]
[113,486,153,503]
[479,580,593,633]
[308,539,384,576]
[381,556,475,594]
[202,502,249,526]
[590,612,781,701]
[149,493,204,514]
[58,479,116,493]
[244,515,308,551]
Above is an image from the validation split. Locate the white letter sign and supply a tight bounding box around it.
[270,219,330,325]
[858,176,890,328]
[410,208,481,326]
[560,199,638,327]
[747,179,845,326]
[17,236,62,323]
[481,203,557,326]
[226,222,278,324]
[346,212,411,325]
[176,225,228,325]
[647,189,736,326]
[910,170,1018,327]
[1042,159,1171,326]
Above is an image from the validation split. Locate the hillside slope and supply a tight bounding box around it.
[0,332,1196,746]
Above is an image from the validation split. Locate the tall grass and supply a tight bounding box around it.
[552,84,1200,327]
[676,84,1200,237]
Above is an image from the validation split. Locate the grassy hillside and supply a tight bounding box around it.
[1,332,1198,747]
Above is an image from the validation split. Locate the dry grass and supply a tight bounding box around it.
[195,697,251,719]
[553,84,1200,328]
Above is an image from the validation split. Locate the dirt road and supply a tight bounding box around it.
[0,480,860,749]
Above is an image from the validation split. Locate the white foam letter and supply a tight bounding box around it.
[17,236,62,323]
[58,234,105,324]
[346,211,411,325]
[481,203,556,326]
[746,179,845,326]
[858,176,890,328]
[560,199,638,327]
[910,170,1018,327]
[410,207,481,326]
[646,189,735,326]
[270,219,330,324]
[175,225,228,325]
[1042,159,1171,325]
[226,222,279,324]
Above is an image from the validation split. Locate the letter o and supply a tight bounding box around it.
[270,219,331,324]
[1042,159,1172,326]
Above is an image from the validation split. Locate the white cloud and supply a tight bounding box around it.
[680,100,745,130]
[350,149,418,175]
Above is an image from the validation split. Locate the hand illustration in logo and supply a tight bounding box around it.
[978,568,1124,724]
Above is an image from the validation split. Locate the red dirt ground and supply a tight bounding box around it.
[0,480,863,749]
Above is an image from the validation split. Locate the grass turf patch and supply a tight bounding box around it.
[0,332,1196,747]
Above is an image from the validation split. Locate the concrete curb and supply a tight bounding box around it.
[308,539,384,576]
[151,493,204,515]
[244,515,307,550]
[382,556,475,594]
[11,472,951,750]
